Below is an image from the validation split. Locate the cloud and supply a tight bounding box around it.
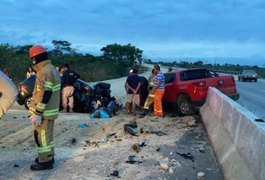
[0,0,265,64]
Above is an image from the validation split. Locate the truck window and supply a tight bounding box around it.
[180,69,208,81]
[165,73,176,84]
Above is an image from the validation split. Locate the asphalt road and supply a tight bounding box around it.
[236,78,265,119]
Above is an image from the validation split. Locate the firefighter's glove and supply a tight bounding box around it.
[30,114,42,127]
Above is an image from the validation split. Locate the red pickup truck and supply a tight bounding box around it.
[163,68,239,115]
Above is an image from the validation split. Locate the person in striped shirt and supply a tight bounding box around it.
[153,64,165,117]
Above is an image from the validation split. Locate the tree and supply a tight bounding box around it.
[193,60,203,67]
[14,45,33,54]
[100,43,143,65]
[51,40,72,56]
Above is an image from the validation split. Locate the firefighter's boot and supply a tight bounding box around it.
[35,157,55,164]
[30,160,54,171]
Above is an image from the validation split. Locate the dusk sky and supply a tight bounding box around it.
[1,0,265,66]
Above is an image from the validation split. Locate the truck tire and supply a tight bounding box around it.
[177,96,195,116]
[24,96,32,110]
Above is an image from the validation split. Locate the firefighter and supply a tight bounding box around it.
[28,45,61,171]
[141,69,157,116]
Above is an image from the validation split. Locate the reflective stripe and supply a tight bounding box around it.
[50,141,55,147]
[38,146,51,153]
[43,108,59,116]
[37,102,47,111]
[148,94,155,98]
[37,85,42,92]
[44,81,54,90]
[38,142,55,153]
[53,84,61,92]
[29,107,35,114]
[41,129,47,147]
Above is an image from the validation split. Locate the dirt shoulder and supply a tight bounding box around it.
[0,109,223,180]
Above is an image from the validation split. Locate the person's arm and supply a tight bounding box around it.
[35,74,54,116]
[135,82,141,94]
[125,82,135,92]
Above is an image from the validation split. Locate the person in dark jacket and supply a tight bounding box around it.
[60,64,80,113]
[125,68,141,115]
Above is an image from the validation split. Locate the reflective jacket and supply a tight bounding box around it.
[29,60,61,119]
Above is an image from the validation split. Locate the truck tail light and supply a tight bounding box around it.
[193,81,206,87]
[19,84,27,92]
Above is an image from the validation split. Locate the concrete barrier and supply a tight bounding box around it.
[200,87,265,180]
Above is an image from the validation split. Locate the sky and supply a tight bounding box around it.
[0,0,265,66]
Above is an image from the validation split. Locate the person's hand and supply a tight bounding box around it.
[30,114,42,127]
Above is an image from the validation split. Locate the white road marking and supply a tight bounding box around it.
[261,90,265,93]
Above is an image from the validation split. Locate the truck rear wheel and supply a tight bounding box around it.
[177,96,195,116]
[24,96,32,110]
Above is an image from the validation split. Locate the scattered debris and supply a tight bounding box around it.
[124,122,138,136]
[126,155,142,164]
[131,141,147,153]
[255,119,265,123]
[156,148,160,152]
[78,122,88,128]
[151,131,167,136]
[100,133,116,142]
[110,170,121,178]
[13,164,19,168]
[199,148,206,153]
[197,172,205,179]
[176,152,194,162]
[71,138,77,144]
[160,158,169,171]
[139,141,147,147]
[169,168,174,174]
[131,143,140,153]
[171,159,181,167]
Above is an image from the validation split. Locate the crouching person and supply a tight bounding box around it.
[28,45,61,171]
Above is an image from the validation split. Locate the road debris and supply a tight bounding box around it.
[101,133,116,142]
[197,172,205,179]
[124,122,138,136]
[176,152,194,162]
[160,158,169,171]
[126,155,142,164]
[110,170,121,178]
[71,138,77,145]
[78,122,88,128]
[150,131,167,136]
[13,164,19,168]
[255,119,265,123]
[131,143,140,153]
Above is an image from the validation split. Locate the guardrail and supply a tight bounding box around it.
[200,87,265,180]
[209,69,264,79]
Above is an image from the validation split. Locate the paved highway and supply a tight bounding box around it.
[236,78,265,119]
